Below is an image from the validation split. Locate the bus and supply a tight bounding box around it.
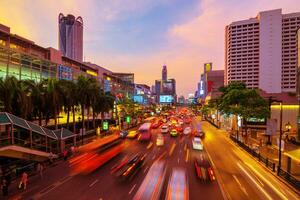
[133,161,166,200]
[69,135,123,175]
[138,123,152,141]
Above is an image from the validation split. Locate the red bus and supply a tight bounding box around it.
[138,123,152,141]
[69,135,123,175]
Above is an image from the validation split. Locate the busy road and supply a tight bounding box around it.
[11,110,300,200]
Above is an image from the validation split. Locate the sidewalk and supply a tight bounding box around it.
[5,159,71,199]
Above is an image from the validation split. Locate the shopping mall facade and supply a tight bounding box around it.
[0,23,134,97]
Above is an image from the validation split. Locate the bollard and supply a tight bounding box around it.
[266,158,268,168]
[272,163,275,172]
[258,153,261,162]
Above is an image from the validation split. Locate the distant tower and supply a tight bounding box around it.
[58,13,83,62]
[162,65,167,81]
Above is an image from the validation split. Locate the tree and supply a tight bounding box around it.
[0,76,18,113]
[217,82,270,137]
[60,80,77,130]
[46,78,63,129]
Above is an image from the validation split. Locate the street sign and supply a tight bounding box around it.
[126,116,131,123]
[103,121,109,130]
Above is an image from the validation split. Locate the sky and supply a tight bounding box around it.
[0,0,299,97]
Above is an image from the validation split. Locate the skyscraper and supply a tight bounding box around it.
[162,65,167,80]
[225,9,300,93]
[58,13,83,62]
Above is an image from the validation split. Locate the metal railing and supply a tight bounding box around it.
[278,168,300,191]
[230,135,276,172]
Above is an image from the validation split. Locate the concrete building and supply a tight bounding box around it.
[58,13,83,62]
[225,9,300,93]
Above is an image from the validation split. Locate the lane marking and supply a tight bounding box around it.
[89,179,99,187]
[177,158,180,164]
[185,149,189,163]
[244,162,288,200]
[169,143,176,156]
[143,165,150,173]
[128,184,137,195]
[147,142,153,149]
[237,162,272,200]
[233,175,249,197]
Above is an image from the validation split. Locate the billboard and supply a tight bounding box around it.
[159,95,174,103]
[204,63,212,73]
[133,95,144,103]
[58,65,72,80]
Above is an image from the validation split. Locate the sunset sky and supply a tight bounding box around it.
[0,0,299,97]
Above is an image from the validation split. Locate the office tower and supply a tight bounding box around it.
[162,65,167,81]
[58,13,83,62]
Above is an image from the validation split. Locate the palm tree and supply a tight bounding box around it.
[76,75,91,131]
[30,80,47,125]
[60,79,78,130]
[0,76,18,113]
[46,78,63,129]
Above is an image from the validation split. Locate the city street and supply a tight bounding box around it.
[199,117,299,200]
[10,119,223,200]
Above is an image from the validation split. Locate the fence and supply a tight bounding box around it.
[230,135,276,172]
[278,168,300,191]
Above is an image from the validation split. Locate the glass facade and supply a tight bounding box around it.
[0,46,57,81]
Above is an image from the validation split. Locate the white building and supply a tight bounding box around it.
[225,9,300,93]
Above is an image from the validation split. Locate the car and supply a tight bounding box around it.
[178,120,184,125]
[194,157,215,182]
[127,130,138,139]
[111,153,146,180]
[165,168,189,200]
[185,118,192,124]
[183,127,192,135]
[170,129,178,137]
[133,161,166,200]
[176,124,183,132]
[192,137,203,150]
[156,134,164,146]
[120,130,128,138]
[195,130,205,138]
[161,125,169,134]
[151,123,160,129]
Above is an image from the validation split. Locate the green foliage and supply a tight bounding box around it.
[217,82,270,119]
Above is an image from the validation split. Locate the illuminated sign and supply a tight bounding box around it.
[58,65,72,80]
[159,95,174,103]
[86,70,97,76]
[204,63,212,73]
[133,95,144,103]
[126,116,131,123]
[103,121,109,130]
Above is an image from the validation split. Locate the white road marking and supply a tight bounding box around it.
[89,179,99,187]
[244,162,289,200]
[233,175,248,197]
[237,162,273,200]
[143,165,150,173]
[177,158,180,164]
[128,184,137,195]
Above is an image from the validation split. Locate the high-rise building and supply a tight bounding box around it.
[162,65,167,80]
[58,13,83,62]
[225,9,300,93]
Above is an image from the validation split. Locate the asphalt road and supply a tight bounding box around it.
[12,119,223,200]
[11,116,299,200]
[199,117,300,200]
